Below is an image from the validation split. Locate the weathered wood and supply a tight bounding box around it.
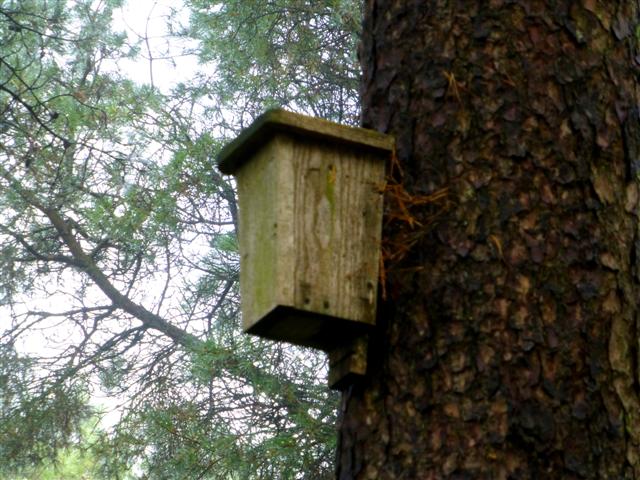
[328,336,368,390]
[218,109,395,175]
[233,130,388,350]
[218,110,393,389]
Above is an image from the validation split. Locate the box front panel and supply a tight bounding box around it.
[289,137,385,326]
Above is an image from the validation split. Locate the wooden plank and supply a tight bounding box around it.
[287,134,382,325]
[235,138,284,332]
[235,133,385,349]
[217,109,395,174]
[328,336,368,390]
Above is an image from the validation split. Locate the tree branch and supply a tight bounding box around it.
[42,205,199,348]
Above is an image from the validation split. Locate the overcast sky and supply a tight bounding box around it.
[111,0,199,92]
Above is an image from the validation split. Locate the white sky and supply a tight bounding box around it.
[111,0,199,92]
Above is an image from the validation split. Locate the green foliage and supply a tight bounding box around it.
[100,339,338,479]
[4,412,129,480]
[0,344,94,475]
[184,0,361,126]
[0,0,359,477]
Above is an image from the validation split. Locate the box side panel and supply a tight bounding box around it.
[289,137,385,326]
[235,140,282,332]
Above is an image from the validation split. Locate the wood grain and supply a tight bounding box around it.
[234,131,387,350]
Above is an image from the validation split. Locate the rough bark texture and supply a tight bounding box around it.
[337,1,640,478]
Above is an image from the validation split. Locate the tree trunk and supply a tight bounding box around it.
[337,1,640,478]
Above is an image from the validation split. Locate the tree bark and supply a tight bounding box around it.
[337,1,640,478]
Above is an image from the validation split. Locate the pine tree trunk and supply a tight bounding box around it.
[337,1,640,478]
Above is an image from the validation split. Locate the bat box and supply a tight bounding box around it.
[217,109,393,351]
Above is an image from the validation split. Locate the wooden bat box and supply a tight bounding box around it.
[217,109,393,351]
